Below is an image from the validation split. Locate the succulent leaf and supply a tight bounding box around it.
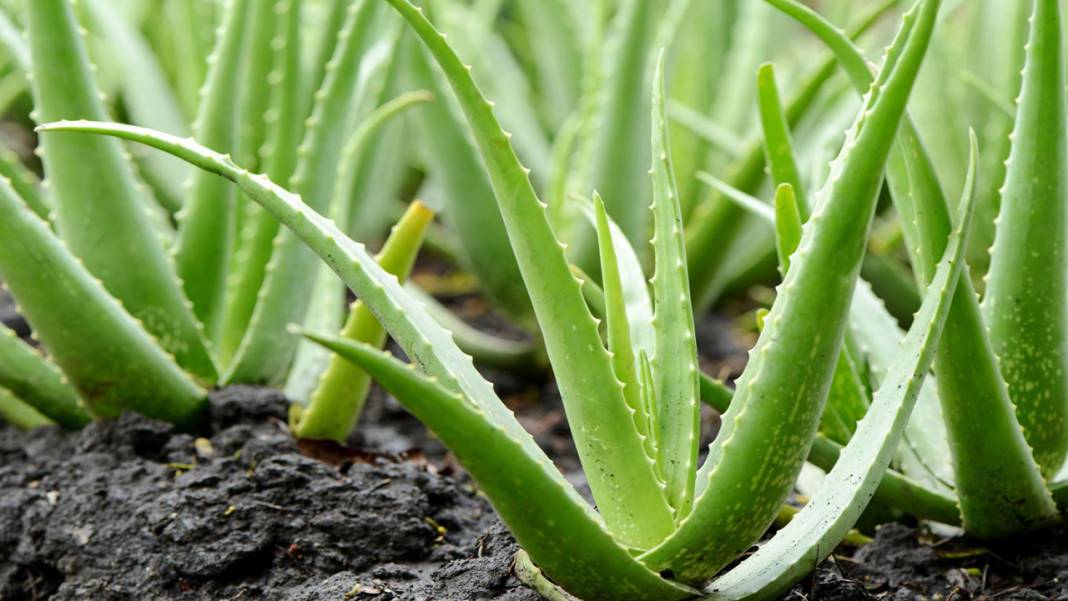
[383,0,676,548]
[0,175,205,426]
[407,40,533,325]
[774,0,1060,535]
[283,89,431,409]
[0,386,51,430]
[217,0,303,366]
[649,53,701,517]
[175,0,250,341]
[293,200,433,442]
[28,0,216,383]
[703,133,978,601]
[225,0,390,384]
[0,324,89,429]
[983,0,1068,477]
[641,0,942,582]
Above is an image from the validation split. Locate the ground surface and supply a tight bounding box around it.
[0,386,540,601]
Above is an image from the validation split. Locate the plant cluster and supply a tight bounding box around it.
[2,0,1068,600]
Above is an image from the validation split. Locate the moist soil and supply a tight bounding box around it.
[4,290,1068,600]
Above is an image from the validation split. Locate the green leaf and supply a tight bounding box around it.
[699,373,961,526]
[641,0,942,582]
[0,386,52,430]
[983,0,1068,478]
[82,0,190,212]
[773,0,1059,536]
[300,335,696,601]
[0,324,89,429]
[649,53,700,516]
[384,0,675,548]
[175,0,249,341]
[407,39,533,325]
[757,64,809,216]
[28,0,216,383]
[703,133,977,601]
[282,87,429,409]
[0,175,205,426]
[225,0,390,384]
[773,184,803,273]
[0,143,48,220]
[217,0,303,366]
[591,193,654,458]
[292,200,433,441]
[571,0,660,268]
[685,0,899,311]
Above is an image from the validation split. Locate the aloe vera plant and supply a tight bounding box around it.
[695,0,1068,541]
[37,0,960,597]
[0,0,432,440]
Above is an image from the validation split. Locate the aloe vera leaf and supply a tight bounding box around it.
[302,0,347,120]
[696,172,775,222]
[226,0,389,384]
[641,0,941,582]
[405,283,546,375]
[0,175,205,426]
[0,324,89,429]
[27,0,216,384]
[964,0,1029,276]
[703,148,976,601]
[512,551,582,601]
[0,386,52,430]
[591,194,653,457]
[699,174,872,446]
[217,0,303,366]
[82,0,190,211]
[345,35,414,242]
[175,0,250,342]
[668,101,745,160]
[757,64,809,216]
[157,0,214,117]
[385,0,677,548]
[775,0,1058,534]
[549,0,606,239]
[860,253,923,326]
[440,8,554,187]
[293,201,433,441]
[302,336,696,601]
[699,373,961,526]
[572,0,660,265]
[0,7,27,71]
[773,184,804,273]
[649,54,700,516]
[235,0,276,171]
[49,119,678,552]
[512,0,582,131]
[685,0,900,311]
[40,121,695,601]
[762,4,959,492]
[282,39,410,405]
[982,0,1068,477]
[407,39,533,325]
[662,0,736,216]
[0,144,47,220]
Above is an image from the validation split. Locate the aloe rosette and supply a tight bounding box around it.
[0,0,432,440]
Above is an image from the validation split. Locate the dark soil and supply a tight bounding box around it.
[0,386,541,601]
[789,522,1068,601]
